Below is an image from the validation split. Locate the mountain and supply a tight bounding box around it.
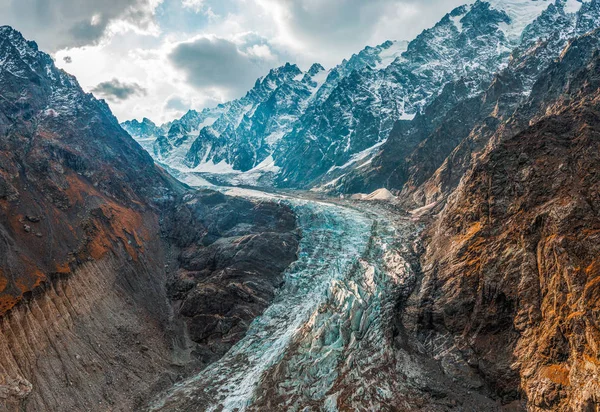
[124,0,572,191]
[337,0,599,198]
[123,62,327,186]
[122,40,410,186]
[0,26,299,411]
[3,0,600,409]
[274,0,527,188]
[417,27,600,410]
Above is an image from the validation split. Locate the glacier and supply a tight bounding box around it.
[148,188,419,411]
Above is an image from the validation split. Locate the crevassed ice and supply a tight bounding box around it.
[150,191,377,411]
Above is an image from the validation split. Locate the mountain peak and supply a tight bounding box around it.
[0,25,40,56]
[307,63,325,76]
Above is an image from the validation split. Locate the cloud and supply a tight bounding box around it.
[253,0,465,65]
[46,0,469,123]
[91,79,148,101]
[63,56,73,64]
[168,36,272,97]
[164,96,190,112]
[181,0,205,13]
[0,0,161,51]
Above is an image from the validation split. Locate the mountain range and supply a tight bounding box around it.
[123,0,598,195]
[1,0,600,410]
[0,24,298,411]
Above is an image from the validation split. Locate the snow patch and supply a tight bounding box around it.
[179,173,214,188]
[451,14,464,32]
[564,0,585,14]
[374,41,409,69]
[489,0,553,42]
[328,140,387,173]
[192,160,236,174]
[266,130,286,146]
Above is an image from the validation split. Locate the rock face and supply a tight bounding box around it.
[0,26,299,411]
[162,191,299,365]
[405,28,600,411]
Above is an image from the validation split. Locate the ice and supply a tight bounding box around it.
[149,188,419,411]
[150,195,375,411]
[489,0,553,41]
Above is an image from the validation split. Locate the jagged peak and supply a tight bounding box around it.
[269,62,302,77]
[0,25,41,57]
[307,63,325,76]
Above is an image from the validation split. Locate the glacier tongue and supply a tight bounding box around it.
[148,190,417,411]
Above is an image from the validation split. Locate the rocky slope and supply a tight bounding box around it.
[0,26,299,411]
[411,29,600,410]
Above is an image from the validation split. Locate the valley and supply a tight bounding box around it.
[1,0,600,410]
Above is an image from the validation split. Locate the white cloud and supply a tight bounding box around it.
[182,0,205,13]
[20,0,471,123]
[246,44,276,60]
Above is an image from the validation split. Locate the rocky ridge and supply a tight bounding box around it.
[412,28,600,410]
[0,26,299,411]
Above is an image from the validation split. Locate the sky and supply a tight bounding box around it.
[0,0,466,123]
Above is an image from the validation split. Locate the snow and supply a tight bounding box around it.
[191,160,236,174]
[489,0,553,41]
[236,104,254,127]
[249,155,280,173]
[311,69,329,87]
[199,116,217,129]
[399,112,416,121]
[328,140,387,173]
[265,130,286,146]
[451,14,464,32]
[308,68,331,99]
[374,40,409,70]
[564,0,585,14]
[178,173,214,188]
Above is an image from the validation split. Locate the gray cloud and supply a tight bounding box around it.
[0,0,157,51]
[164,96,190,112]
[63,56,72,64]
[266,0,465,65]
[169,37,270,97]
[91,79,147,101]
